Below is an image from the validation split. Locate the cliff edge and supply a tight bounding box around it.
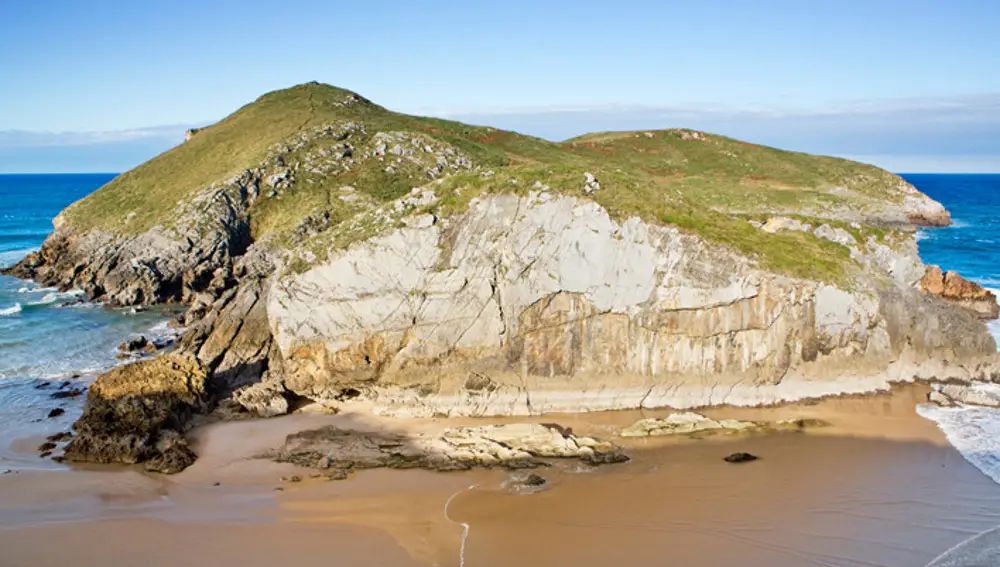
[7,82,995,471]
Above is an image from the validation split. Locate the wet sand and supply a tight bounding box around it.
[3,385,1000,567]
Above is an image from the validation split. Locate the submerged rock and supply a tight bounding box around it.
[50,388,84,400]
[64,355,206,473]
[723,452,758,463]
[273,423,627,473]
[118,336,156,353]
[47,408,65,418]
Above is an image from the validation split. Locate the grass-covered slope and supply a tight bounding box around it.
[63,82,920,284]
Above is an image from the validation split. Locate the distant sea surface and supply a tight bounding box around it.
[0,174,173,462]
[903,174,1000,510]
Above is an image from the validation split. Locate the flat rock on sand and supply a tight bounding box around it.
[621,412,828,437]
[273,423,628,472]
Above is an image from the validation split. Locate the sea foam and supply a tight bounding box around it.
[986,288,1000,350]
[917,401,1000,486]
[0,303,22,317]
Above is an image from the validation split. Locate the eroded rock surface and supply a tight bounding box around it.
[64,355,206,473]
[264,194,996,417]
[620,413,829,437]
[926,382,1000,408]
[273,423,627,472]
[4,180,252,306]
[920,265,999,320]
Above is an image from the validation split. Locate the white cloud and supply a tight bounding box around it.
[3,94,999,173]
[0,125,194,148]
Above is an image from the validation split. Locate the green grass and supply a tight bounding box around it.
[64,82,923,285]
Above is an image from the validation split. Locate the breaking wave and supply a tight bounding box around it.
[0,303,21,317]
[917,400,1000,486]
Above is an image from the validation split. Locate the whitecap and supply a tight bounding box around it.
[0,303,22,317]
[16,286,57,294]
[917,403,1000,486]
[0,248,38,269]
[25,290,84,306]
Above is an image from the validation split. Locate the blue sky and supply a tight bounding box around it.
[2,0,999,172]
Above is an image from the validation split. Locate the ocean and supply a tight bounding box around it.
[907,174,1000,347]
[905,174,1000,526]
[0,174,173,466]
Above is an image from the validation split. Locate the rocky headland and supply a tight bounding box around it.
[5,82,998,473]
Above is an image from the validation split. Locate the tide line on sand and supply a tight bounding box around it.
[444,484,478,567]
[924,525,1000,567]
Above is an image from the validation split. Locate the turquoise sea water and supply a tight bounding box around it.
[0,174,170,381]
[0,174,175,466]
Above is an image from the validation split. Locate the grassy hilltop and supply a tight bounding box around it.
[64,82,914,283]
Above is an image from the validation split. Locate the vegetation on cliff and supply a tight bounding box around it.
[61,82,931,284]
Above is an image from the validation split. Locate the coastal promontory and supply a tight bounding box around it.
[7,82,997,471]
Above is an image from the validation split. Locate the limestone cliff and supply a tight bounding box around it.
[7,83,998,471]
[242,192,993,418]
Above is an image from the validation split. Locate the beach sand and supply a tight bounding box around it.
[2,385,1000,567]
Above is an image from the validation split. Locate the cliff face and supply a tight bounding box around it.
[244,193,991,417]
[7,83,998,471]
[6,180,252,306]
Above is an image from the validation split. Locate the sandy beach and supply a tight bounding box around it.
[2,385,1000,567]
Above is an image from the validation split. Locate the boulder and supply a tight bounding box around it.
[232,380,290,417]
[50,388,84,400]
[927,390,955,407]
[46,431,73,442]
[63,355,206,473]
[118,335,156,353]
[505,471,548,492]
[928,383,1000,408]
[724,452,758,463]
[920,266,999,319]
[760,216,812,233]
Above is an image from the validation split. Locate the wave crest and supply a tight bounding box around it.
[0,303,22,317]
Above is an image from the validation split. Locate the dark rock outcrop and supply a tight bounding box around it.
[2,178,254,307]
[920,265,999,320]
[64,355,206,473]
[118,336,155,353]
